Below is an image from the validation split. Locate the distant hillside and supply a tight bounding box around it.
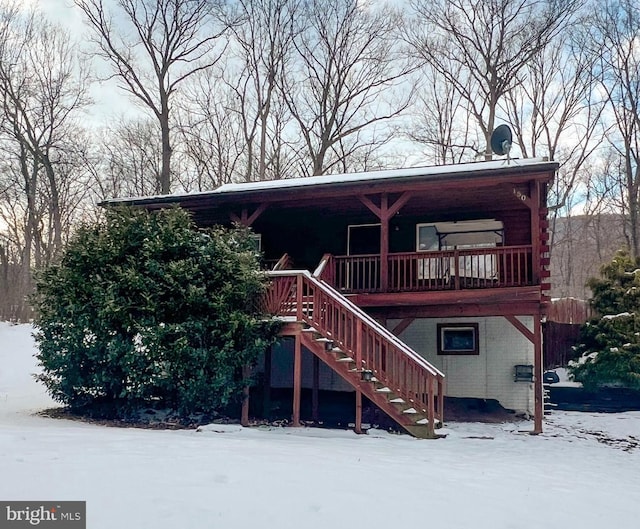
[549,214,627,300]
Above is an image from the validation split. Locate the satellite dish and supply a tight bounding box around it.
[490,124,513,156]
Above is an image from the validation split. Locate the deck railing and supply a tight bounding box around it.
[332,245,533,294]
[263,270,445,433]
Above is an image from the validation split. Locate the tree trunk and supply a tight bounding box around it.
[160,97,172,194]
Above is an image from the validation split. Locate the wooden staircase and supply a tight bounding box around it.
[263,268,445,438]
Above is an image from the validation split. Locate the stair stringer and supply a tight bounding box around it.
[299,329,440,439]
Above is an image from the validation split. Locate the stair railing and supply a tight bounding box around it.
[266,270,445,430]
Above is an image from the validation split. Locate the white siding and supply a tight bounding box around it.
[389,317,535,415]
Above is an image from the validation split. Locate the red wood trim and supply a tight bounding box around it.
[292,334,302,427]
[533,315,543,434]
[392,317,415,336]
[387,191,413,218]
[531,181,541,284]
[380,194,389,291]
[368,301,543,319]
[312,355,320,422]
[504,315,535,343]
[228,204,268,226]
[352,285,542,308]
[263,346,272,420]
[247,203,268,226]
[241,364,250,427]
[358,194,382,218]
[427,377,435,436]
[355,389,363,434]
[437,377,444,424]
[296,274,303,321]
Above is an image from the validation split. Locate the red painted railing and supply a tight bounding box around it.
[264,270,445,434]
[332,246,533,293]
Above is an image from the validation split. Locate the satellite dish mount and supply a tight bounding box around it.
[490,124,513,161]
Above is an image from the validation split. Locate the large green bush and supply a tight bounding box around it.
[570,251,640,389]
[33,207,280,417]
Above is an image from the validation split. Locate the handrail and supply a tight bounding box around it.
[267,269,444,378]
[332,245,533,293]
[272,253,293,271]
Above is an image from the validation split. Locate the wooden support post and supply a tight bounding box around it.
[312,354,320,422]
[292,334,302,427]
[533,314,544,434]
[437,377,444,425]
[241,365,250,427]
[380,194,389,291]
[427,376,435,437]
[355,388,363,434]
[263,345,272,420]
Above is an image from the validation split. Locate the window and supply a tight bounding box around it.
[249,234,262,252]
[437,323,479,355]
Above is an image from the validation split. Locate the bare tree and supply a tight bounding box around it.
[502,20,606,260]
[0,6,91,320]
[75,0,228,193]
[91,119,164,201]
[587,0,640,257]
[177,0,299,186]
[408,0,579,159]
[408,62,479,165]
[283,0,416,176]
[226,0,299,181]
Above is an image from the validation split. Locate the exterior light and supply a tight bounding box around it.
[361,369,374,382]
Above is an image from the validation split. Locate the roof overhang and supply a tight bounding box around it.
[102,158,558,211]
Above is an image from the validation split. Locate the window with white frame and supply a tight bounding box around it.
[437,323,479,355]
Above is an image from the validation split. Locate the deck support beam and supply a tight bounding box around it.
[292,334,302,427]
[504,314,544,434]
[355,389,363,434]
[263,345,272,420]
[229,203,268,227]
[312,355,320,422]
[533,316,543,434]
[241,365,250,427]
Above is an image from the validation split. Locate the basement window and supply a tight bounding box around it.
[437,323,479,355]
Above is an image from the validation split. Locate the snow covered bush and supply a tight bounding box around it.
[33,207,281,418]
[570,251,640,389]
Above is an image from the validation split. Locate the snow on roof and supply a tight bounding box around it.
[106,157,555,204]
[213,157,553,195]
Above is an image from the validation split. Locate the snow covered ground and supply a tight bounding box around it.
[1,322,639,529]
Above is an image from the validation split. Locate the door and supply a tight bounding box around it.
[346,224,381,291]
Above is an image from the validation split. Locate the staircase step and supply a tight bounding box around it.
[402,407,417,414]
[301,327,318,333]
[314,337,333,343]
[335,357,355,363]
[330,347,343,353]
[389,397,406,404]
[403,424,445,439]
[375,387,392,393]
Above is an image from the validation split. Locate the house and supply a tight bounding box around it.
[113,157,556,437]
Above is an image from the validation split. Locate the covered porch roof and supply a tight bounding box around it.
[105,158,558,225]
